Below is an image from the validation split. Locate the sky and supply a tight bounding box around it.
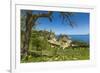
[32,10,89,35]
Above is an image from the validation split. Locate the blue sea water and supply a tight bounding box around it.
[69,35,89,44]
[56,35,89,44]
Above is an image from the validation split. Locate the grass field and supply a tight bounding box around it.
[21,47,89,63]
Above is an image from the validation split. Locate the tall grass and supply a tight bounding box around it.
[21,47,89,63]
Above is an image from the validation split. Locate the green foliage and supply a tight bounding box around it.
[30,30,50,50]
[21,47,89,63]
[71,40,89,47]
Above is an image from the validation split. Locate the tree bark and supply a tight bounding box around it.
[22,11,33,60]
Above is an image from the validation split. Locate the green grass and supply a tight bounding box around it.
[21,47,89,63]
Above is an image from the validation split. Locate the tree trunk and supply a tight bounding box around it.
[22,11,33,60]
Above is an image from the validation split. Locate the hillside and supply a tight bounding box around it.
[21,30,89,63]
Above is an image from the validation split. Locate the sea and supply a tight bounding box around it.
[69,35,89,44]
[56,35,89,44]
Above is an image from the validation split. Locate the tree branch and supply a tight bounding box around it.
[60,12,74,28]
[32,11,53,23]
[36,11,52,17]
